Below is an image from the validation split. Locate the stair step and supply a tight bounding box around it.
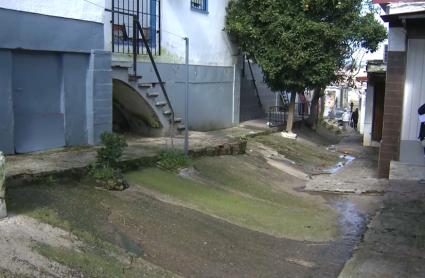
[177,124,186,131]
[155,101,167,107]
[138,82,153,88]
[163,110,172,116]
[128,74,142,81]
[173,117,182,123]
[147,92,159,98]
[111,61,132,68]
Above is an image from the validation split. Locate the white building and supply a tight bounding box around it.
[0,0,275,154]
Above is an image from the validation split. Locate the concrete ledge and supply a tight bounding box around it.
[389,160,425,181]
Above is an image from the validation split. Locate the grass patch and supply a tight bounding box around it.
[126,161,338,242]
[157,149,191,171]
[253,134,340,170]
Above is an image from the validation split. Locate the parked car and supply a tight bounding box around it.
[334,109,345,126]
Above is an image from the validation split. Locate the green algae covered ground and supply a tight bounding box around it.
[253,133,340,173]
[7,178,179,278]
[126,155,339,242]
[5,133,351,277]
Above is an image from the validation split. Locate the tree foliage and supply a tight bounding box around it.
[225,0,387,92]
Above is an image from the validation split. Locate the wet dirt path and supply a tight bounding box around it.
[3,131,385,277]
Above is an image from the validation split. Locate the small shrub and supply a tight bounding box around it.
[239,135,248,142]
[91,132,129,191]
[96,132,127,169]
[90,166,128,191]
[157,149,191,172]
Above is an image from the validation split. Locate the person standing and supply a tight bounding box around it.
[351,108,359,130]
[342,109,351,129]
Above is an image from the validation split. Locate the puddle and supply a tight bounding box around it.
[331,198,366,239]
[322,154,355,174]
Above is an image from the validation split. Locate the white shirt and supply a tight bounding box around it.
[342,111,351,122]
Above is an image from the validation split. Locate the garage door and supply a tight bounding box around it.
[12,51,65,153]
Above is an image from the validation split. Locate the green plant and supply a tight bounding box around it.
[91,132,129,191]
[157,149,191,172]
[239,135,248,142]
[96,132,127,168]
[91,166,116,181]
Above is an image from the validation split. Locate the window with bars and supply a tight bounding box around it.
[191,0,208,13]
[111,0,160,55]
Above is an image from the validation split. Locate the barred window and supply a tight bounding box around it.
[191,0,208,12]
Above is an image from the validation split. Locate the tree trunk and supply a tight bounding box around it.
[307,88,322,129]
[286,92,297,133]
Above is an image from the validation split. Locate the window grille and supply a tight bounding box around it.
[191,0,207,12]
[111,0,160,55]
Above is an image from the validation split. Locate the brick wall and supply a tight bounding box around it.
[378,51,406,177]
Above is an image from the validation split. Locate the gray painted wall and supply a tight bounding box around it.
[0,9,112,154]
[0,50,14,154]
[87,50,113,145]
[135,62,239,131]
[242,61,277,115]
[63,54,90,146]
[0,8,103,53]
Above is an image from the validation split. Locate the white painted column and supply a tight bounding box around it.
[363,85,374,146]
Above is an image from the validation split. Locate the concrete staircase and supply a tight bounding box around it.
[112,64,185,136]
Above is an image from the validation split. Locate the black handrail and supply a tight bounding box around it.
[246,55,262,107]
[135,19,175,135]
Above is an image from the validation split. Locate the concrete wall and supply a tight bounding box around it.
[0,51,13,154]
[135,61,239,130]
[400,38,425,165]
[247,62,278,113]
[159,0,236,66]
[0,8,103,53]
[0,9,111,153]
[105,0,237,66]
[0,0,104,23]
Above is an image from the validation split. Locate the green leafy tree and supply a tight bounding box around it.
[226,0,386,131]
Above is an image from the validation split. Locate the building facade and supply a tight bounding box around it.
[0,0,277,155]
[373,0,425,177]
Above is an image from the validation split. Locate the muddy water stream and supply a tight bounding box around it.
[306,190,383,277]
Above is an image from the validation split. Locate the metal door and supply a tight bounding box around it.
[12,51,65,153]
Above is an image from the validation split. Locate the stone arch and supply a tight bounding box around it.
[113,79,163,136]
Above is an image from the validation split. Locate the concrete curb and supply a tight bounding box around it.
[6,140,248,186]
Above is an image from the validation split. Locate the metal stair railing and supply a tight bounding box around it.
[134,19,175,136]
[245,55,263,108]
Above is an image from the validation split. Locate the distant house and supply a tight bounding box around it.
[373,0,425,177]
[0,0,276,155]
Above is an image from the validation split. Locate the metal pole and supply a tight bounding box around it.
[132,16,137,77]
[184,37,189,156]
